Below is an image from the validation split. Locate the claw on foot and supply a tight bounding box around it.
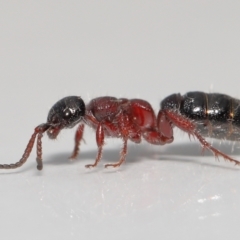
[104,163,121,168]
[85,164,97,169]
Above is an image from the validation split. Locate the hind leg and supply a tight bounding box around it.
[160,110,240,165]
[193,131,240,165]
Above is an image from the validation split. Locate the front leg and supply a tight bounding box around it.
[85,122,104,168]
[69,124,85,159]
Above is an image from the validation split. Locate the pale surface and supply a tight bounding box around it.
[0,1,240,240]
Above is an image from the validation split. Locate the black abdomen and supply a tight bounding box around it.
[161,91,240,140]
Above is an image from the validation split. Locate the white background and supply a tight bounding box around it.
[1,1,240,239]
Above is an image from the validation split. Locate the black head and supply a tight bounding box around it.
[47,96,85,139]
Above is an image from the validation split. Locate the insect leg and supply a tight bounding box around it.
[69,124,85,159]
[194,131,240,165]
[164,110,240,166]
[85,123,104,168]
[105,138,127,168]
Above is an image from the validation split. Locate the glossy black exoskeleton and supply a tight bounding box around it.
[47,96,86,139]
[161,91,240,141]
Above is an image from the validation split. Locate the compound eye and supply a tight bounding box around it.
[63,108,73,120]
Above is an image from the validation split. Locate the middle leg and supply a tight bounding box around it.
[105,138,128,168]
